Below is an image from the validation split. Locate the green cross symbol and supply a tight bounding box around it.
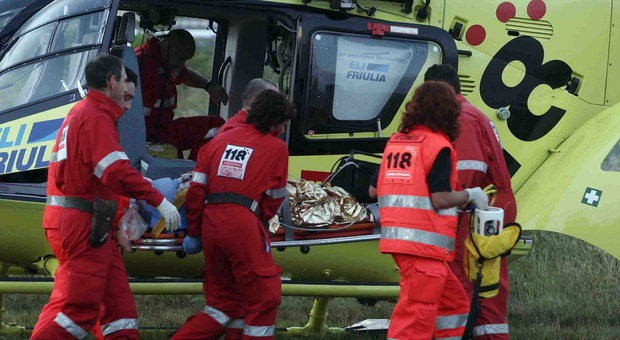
[582,187,602,207]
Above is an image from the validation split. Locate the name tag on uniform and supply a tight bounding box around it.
[217,144,254,180]
[57,125,69,162]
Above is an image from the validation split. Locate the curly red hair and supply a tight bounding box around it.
[398,81,461,142]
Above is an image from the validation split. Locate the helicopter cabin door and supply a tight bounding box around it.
[287,12,458,205]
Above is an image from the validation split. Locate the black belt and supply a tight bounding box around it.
[206,193,259,216]
[62,196,94,213]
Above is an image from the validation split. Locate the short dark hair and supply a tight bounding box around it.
[85,54,123,90]
[242,78,277,108]
[246,90,296,134]
[424,64,461,94]
[125,67,138,86]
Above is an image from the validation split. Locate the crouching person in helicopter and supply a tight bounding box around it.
[33,54,181,340]
[377,81,490,340]
[172,90,295,340]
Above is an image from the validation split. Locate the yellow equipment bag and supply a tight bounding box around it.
[463,221,521,298]
[146,143,178,159]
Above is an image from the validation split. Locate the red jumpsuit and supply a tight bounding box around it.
[171,123,288,340]
[33,91,165,340]
[135,37,224,160]
[219,110,247,134]
[450,94,517,339]
[378,127,470,340]
[30,108,104,340]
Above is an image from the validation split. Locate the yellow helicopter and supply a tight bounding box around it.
[0,0,615,334]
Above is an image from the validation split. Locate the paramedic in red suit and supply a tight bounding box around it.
[135,29,228,160]
[31,67,138,340]
[33,54,181,340]
[378,81,490,340]
[219,78,277,134]
[425,64,517,339]
[171,90,296,340]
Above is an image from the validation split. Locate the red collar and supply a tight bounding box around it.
[87,90,124,120]
[456,94,467,103]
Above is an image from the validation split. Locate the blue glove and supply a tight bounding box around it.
[183,236,202,254]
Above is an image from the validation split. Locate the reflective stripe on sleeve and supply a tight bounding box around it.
[50,152,58,163]
[378,194,457,216]
[266,186,287,199]
[473,323,509,336]
[54,312,88,339]
[46,196,65,207]
[94,151,129,178]
[228,319,245,329]
[243,325,275,337]
[435,313,468,330]
[381,226,455,251]
[192,172,208,185]
[457,160,488,173]
[101,318,138,336]
[202,306,231,326]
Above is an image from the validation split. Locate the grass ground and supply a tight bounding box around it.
[1,231,620,339]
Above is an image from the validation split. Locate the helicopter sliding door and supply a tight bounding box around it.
[0,0,120,199]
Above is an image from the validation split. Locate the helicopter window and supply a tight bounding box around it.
[52,11,106,52]
[0,22,56,71]
[0,49,98,114]
[601,138,620,171]
[17,0,110,36]
[305,31,441,136]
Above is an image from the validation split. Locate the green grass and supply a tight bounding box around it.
[2,231,620,339]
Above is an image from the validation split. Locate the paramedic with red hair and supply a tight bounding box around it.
[377,81,489,340]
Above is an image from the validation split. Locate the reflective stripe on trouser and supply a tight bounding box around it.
[244,325,275,337]
[31,210,138,340]
[473,324,509,336]
[436,313,468,330]
[387,255,469,340]
[203,305,232,326]
[54,312,89,339]
[101,318,138,336]
[229,319,245,329]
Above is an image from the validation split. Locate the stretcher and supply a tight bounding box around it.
[131,222,381,253]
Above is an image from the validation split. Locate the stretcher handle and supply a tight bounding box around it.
[151,188,188,238]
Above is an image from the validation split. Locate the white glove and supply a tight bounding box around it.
[465,187,489,211]
[156,199,181,231]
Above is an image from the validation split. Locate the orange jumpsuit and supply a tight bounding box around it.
[378,127,469,340]
[171,123,288,340]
